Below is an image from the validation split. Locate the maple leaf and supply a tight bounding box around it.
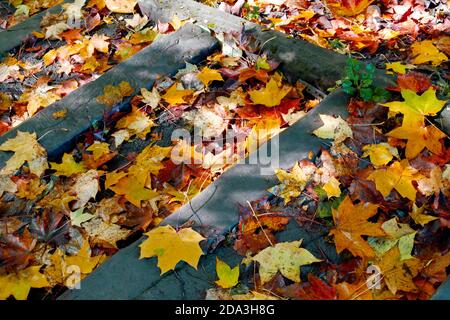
[0,131,48,176]
[162,84,193,105]
[362,143,399,166]
[313,114,353,143]
[183,109,227,139]
[50,153,85,176]
[329,196,385,258]
[105,0,137,13]
[248,74,291,107]
[326,0,374,17]
[141,87,161,109]
[385,62,409,75]
[97,81,134,107]
[139,225,205,274]
[268,162,312,203]
[382,88,446,126]
[377,247,420,294]
[387,124,445,159]
[368,160,423,201]
[86,142,110,160]
[63,0,85,26]
[115,107,154,139]
[197,67,224,87]
[252,240,321,284]
[423,252,450,283]
[70,208,94,227]
[45,240,105,286]
[215,257,240,289]
[409,204,438,227]
[82,217,130,248]
[0,265,49,300]
[109,176,159,207]
[411,40,448,67]
[71,169,99,209]
[322,176,341,198]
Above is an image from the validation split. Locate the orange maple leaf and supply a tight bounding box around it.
[329,196,385,258]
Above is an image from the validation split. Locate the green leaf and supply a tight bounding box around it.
[70,208,95,227]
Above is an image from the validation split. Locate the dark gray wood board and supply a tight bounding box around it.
[0,24,219,165]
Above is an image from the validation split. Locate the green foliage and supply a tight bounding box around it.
[339,58,391,103]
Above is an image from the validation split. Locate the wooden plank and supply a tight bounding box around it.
[0,23,219,166]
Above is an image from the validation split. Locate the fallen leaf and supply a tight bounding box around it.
[248,74,291,107]
[368,160,422,201]
[197,67,224,87]
[215,257,240,289]
[139,225,205,274]
[50,153,85,176]
[105,0,137,13]
[330,196,385,258]
[0,131,48,176]
[411,40,448,66]
[252,240,321,284]
[0,265,49,300]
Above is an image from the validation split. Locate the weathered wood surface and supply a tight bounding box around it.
[0,24,219,166]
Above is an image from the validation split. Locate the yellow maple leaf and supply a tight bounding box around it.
[139,225,205,274]
[409,204,438,227]
[105,0,137,13]
[330,196,385,258]
[86,141,110,160]
[162,84,193,105]
[105,170,128,189]
[368,160,423,201]
[0,131,48,176]
[322,176,341,198]
[313,114,353,143]
[82,217,130,248]
[411,40,448,66]
[268,162,311,203]
[362,143,399,166]
[377,247,420,294]
[383,88,446,128]
[252,240,321,284]
[387,123,445,159]
[170,14,188,31]
[50,153,85,176]
[109,176,159,207]
[97,81,134,107]
[248,74,291,107]
[197,67,224,87]
[215,257,240,289]
[115,107,154,139]
[45,241,105,286]
[385,62,409,75]
[0,266,49,300]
